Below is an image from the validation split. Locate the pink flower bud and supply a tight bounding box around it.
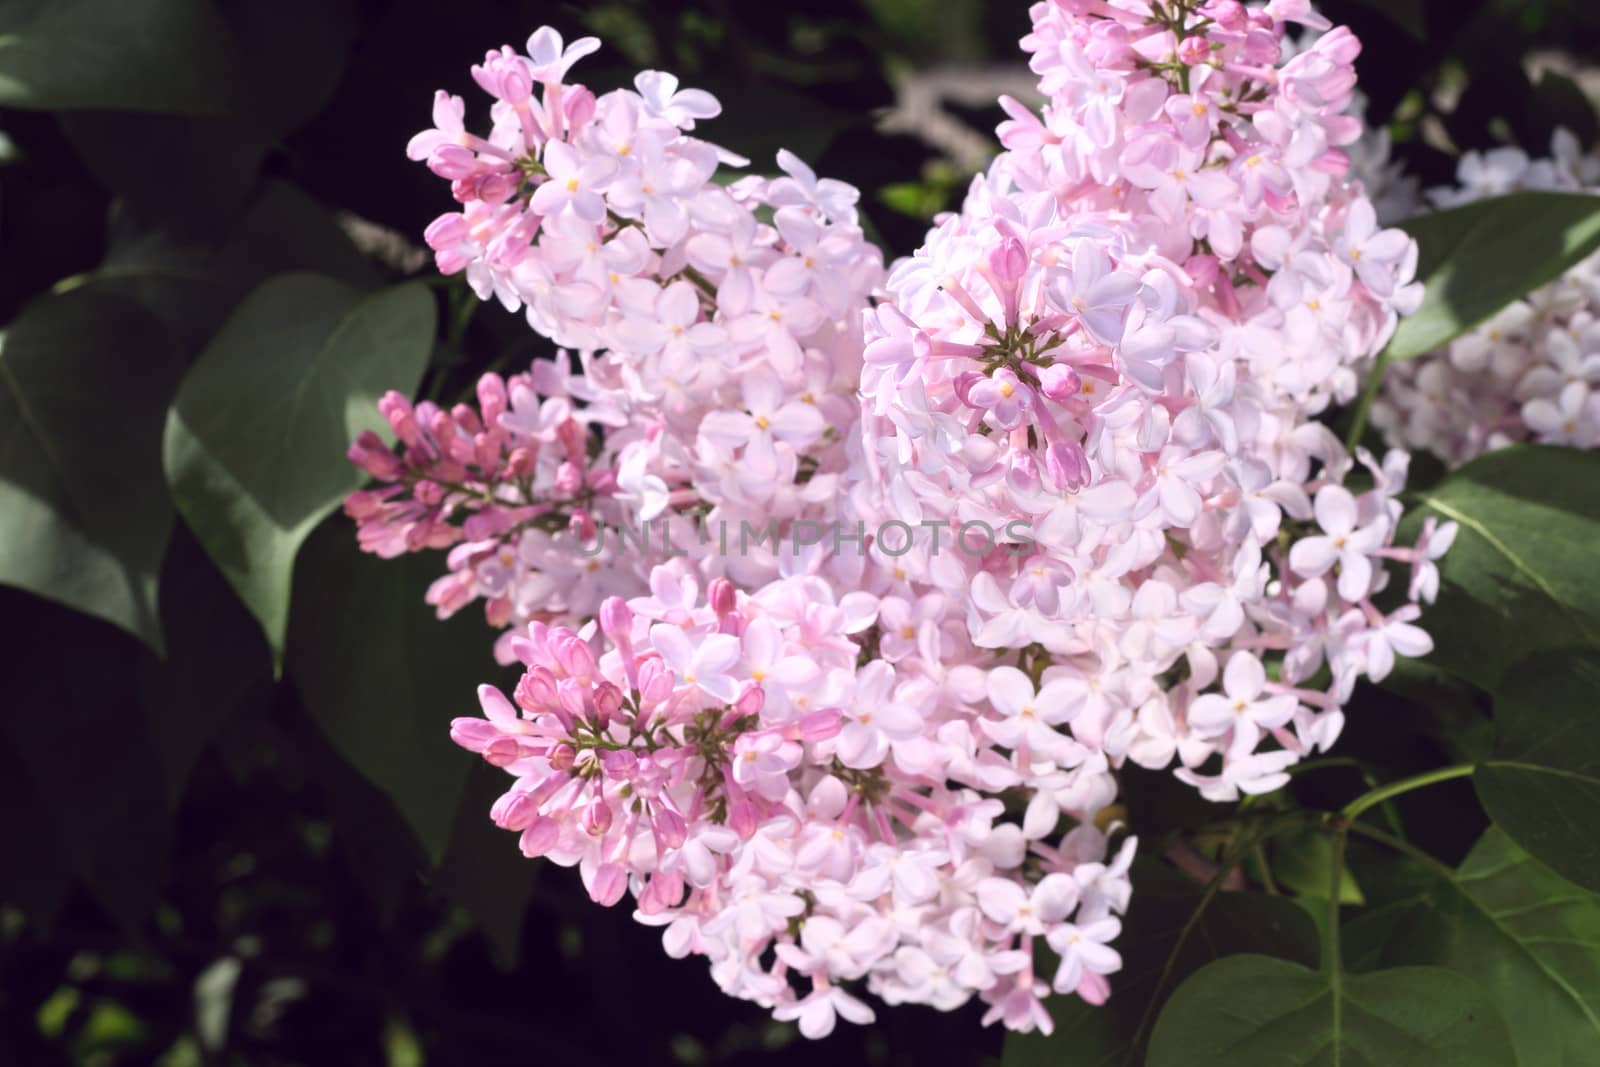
[515,665,558,712]
[593,681,624,723]
[1037,364,1082,403]
[1177,36,1210,65]
[600,596,634,645]
[708,578,737,618]
[519,816,560,857]
[988,236,1028,283]
[1046,441,1092,490]
[652,808,687,849]
[548,743,577,772]
[797,708,843,742]
[733,684,765,718]
[554,460,583,494]
[589,861,628,906]
[492,790,538,831]
[582,798,614,837]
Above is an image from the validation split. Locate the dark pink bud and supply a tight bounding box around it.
[589,861,628,906]
[515,665,558,712]
[582,799,613,837]
[726,790,758,838]
[569,510,598,543]
[708,578,737,618]
[505,447,536,477]
[519,816,560,857]
[637,656,673,705]
[552,630,597,678]
[652,808,687,850]
[1046,441,1092,490]
[797,708,843,742]
[599,597,634,646]
[492,790,538,831]
[547,743,577,772]
[554,461,583,495]
[1038,364,1082,404]
[593,681,624,722]
[477,374,508,423]
[565,86,597,129]
[1177,36,1210,65]
[734,684,765,718]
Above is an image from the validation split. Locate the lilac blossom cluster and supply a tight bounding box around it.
[1367,130,1600,463]
[349,2,1450,1040]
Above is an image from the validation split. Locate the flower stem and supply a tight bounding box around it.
[1344,347,1390,450]
[1340,763,1475,821]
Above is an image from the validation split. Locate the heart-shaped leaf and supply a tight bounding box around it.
[1476,648,1600,892]
[0,289,182,650]
[1147,955,1514,1066]
[1344,827,1600,1065]
[163,273,435,668]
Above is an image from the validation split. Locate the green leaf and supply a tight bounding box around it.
[1272,829,1366,905]
[287,519,512,867]
[1402,445,1600,690]
[1476,649,1600,892]
[1344,827,1600,1065]
[136,530,272,811]
[0,289,182,651]
[163,274,435,667]
[1004,860,1319,1067]
[60,180,381,357]
[1147,956,1514,1067]
[0,0,245,113]
[1389,192,1600,361]
[435,762,541,969]
[0,598,173,932]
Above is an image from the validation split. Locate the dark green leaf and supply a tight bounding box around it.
[1344,827,1600,1065]
[435,762,540,969]
[61,180,381,357]
[1402,445,1600,690]
[163,274,435,666]
[1390,192,1600,360]
[0,289,182,650]
[0,0,245,114]
[1272,829,1365,905]
[1147,956,1514,1067]
[288,519,512,866]
[136,530,272,811]
[1004,861,1319,1067]
[1477,649,1600,892]
[0,600,171,931]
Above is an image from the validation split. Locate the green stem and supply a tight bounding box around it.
[1345,347,1391,450]
[1341,763,1475,821]
[1345,821,1457,880]
[1324,817,1348,990]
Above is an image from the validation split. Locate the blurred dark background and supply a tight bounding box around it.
[1,1,1598,1064]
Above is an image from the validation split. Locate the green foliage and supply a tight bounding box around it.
[0,0,245,113]
[1389,192,1600,361]
[0,289,182,650]
[163,275,435,667]
[288,520,510,867]
[1476,650,1600,892]
[1146,956,1516,1066]
[1345,827,1600,1065]
[1402,445,1600,689]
